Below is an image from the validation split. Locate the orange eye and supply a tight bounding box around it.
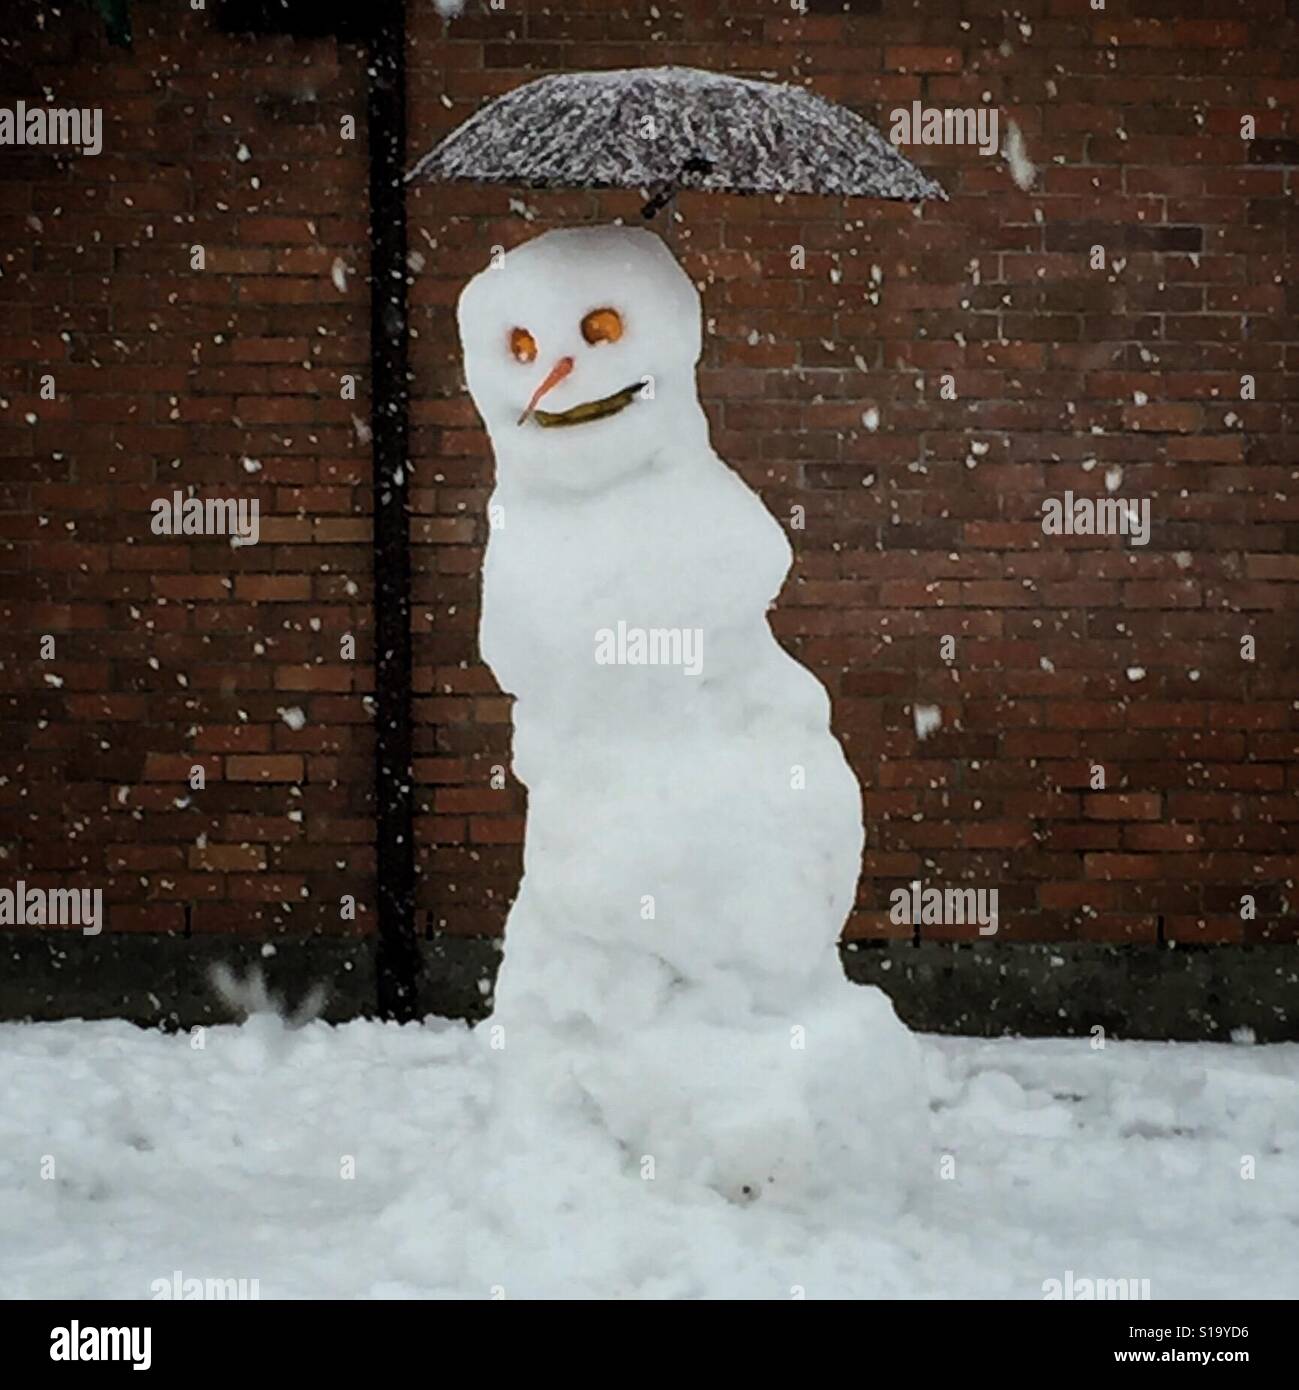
[510,327,537,364]
[581,308,623,345]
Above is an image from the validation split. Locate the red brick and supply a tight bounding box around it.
[226,756,304,783]
[885,46,961,73]
[189,844,269,871]
[1084,855,1161,881]
[234,576,312,602]
[142,753,221,782]
[1084,793,1163,821]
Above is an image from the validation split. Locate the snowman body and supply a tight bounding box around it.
[458,227,925,1200]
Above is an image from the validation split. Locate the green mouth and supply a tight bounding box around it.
[534,381,646,428]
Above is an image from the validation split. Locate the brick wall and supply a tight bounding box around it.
[2,0,1297,1016]
[0,4,376,941]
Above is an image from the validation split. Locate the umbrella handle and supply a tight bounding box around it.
[640,157,714,220]
[639,187,675,220]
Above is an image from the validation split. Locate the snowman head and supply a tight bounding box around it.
[458,225,705,491]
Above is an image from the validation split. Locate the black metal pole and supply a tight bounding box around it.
[367,0,418,1020]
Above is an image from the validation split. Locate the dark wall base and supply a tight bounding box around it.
[1,933,1295,1041]
[844,941,1299,1043]
[0,931,499,1030]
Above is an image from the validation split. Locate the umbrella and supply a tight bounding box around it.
[408,65,946,214]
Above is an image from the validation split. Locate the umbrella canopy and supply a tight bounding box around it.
[409,65,946,206]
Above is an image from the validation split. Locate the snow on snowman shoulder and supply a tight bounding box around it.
[457,225,929,1210]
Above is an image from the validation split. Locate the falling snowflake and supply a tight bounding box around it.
[913,705,942,740]
[1003,120,1037,191]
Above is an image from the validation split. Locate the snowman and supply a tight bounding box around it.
[458,226,927,1205]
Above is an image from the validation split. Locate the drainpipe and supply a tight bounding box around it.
[366,0,419,1021]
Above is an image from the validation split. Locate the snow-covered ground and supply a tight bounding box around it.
[2,1015,1295,1300]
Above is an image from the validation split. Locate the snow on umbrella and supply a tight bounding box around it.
[408,65,946,211]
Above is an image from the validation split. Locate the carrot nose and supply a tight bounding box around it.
[518,355,574,425]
